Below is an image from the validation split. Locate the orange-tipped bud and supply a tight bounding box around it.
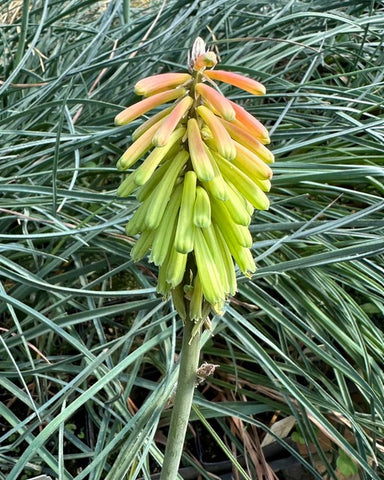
[187,118,215,182]
[193,52,217,71]
[134,127,186,185]
[118,118,165,170]
[234,142,273,181]
[229,100,270,144]
[219,118,275,164]
[196,105,236,161]
[114,88,186,126]
[134,73,192,96]
[132,106,173,141]
[195,83,235,121]
[204,69,266,96]
[152,96,193,147]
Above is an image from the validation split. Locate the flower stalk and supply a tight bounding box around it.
[159,318,201,480]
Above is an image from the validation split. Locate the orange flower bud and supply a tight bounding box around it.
[118,118,165,170]
[134,73,192,96]
[228,100,270,144]
[204,69,266,96]
[195,83,235,121]
[187,118,215,182]
[193,52,217,71]
[196,105,236,160]
[219,118,275,164]
[114,88,186,126]
[132,106,173,141]
[152,96,193,147]
[134,127,186,185]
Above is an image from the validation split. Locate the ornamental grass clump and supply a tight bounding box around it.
[115,38,274,323]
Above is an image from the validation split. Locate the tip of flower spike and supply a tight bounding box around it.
[193,52,217,71]
[189,37,217,71]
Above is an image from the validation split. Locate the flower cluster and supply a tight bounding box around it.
[115,38,273,320]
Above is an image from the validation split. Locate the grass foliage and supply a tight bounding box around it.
[1,0,384,478]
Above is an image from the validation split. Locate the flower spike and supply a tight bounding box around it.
[115,38,274,322]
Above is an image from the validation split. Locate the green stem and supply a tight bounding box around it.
[160,318,201,480]
[123,0,130,25]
